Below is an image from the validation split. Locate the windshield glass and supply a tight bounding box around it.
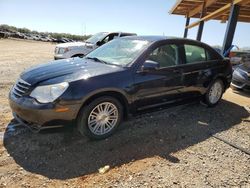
[86,32,108,44]
[85,39,150,66]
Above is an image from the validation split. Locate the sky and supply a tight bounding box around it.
[0,0,249,47]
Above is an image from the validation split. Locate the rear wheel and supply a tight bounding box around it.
[77,96,123,140]
[204,79,224,107]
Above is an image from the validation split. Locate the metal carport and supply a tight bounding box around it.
[170,0,250,55]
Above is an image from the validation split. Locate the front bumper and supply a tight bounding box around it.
[9,93,81,129]
[231,72,250,90]
[54,55,66,60]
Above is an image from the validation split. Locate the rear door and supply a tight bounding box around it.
[180,43,221,96]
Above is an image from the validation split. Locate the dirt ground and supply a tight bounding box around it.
[0,39,249,187]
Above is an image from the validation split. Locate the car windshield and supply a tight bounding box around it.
[85,32,108,44]
[85,39,150,66]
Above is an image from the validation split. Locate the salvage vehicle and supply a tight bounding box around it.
[231,55,250,90]
[54,32,136,60]
[9,36,232,139]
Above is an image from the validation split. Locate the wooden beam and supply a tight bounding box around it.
[241,0,250,6]
[188,0,217,17]
[186,0,248,29]
[187,3,231,28]
[169,0,183,14]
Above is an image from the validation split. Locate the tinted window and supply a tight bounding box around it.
[86,32,108,44]
[206,50,220,61]
[184,45,206,64]
[102,33,119,44]
[120,33,136,37]
[148,44,179,68]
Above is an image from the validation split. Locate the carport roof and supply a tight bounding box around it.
[170,0,250,28]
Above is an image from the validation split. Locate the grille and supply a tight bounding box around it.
[12,79,31,98]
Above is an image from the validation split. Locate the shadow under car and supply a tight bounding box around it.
[3,100,249,180]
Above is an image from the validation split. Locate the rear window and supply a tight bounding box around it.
[184,45,206,64]
[184,44,220,63]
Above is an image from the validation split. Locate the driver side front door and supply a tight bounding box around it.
[133,43,184,110]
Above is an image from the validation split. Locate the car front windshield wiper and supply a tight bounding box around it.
[86,57,108,64]
[86,57,119,66]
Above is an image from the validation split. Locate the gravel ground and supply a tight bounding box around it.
[0,39,249,187]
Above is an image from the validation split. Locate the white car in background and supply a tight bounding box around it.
[54,32,136,60]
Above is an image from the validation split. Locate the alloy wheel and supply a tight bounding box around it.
[208,81,223,104]
[87,102,119,136]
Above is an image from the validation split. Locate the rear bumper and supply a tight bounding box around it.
[9,93,81,129]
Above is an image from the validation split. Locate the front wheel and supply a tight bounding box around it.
[77,96,123,140]
[204,79,224,107]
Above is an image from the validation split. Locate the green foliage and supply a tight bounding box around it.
[0,24,91,41]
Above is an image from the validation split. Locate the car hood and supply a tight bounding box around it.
[238,62,250,72]
[56,42,86,48]
[20,58,124,85]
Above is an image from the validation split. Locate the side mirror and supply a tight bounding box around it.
[141,60,159,72]
[96,41,102,46]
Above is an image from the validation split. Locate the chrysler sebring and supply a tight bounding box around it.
[9,36,232,139]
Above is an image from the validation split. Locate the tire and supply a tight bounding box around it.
[204,79,224,107]
[77,96,123,140]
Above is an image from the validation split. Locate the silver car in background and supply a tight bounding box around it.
[54,32,136,60]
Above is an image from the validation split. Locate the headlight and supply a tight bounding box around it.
[30,82,69,103]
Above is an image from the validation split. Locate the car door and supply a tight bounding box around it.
[180,43,221,97]
[133,42,185,110]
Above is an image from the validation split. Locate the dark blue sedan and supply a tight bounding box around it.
[9,36,232,139]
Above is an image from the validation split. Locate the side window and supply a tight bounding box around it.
[102,34,118,44]
[206,49,220,61]
[101,36,109,44]
[184,45,206,64]
[148,44,179,68]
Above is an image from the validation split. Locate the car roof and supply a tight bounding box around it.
[108,32,137,35]
[122,35,209,43]
[121,36,223,58]
[122,35,170,42]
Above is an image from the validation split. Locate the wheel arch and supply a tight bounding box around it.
[77,90,130,120]
[204,74,228,92]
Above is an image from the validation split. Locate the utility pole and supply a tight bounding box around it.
[82,23,86,36]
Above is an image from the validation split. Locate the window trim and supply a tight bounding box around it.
[181,41,223,65]
[144,42,183,69]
